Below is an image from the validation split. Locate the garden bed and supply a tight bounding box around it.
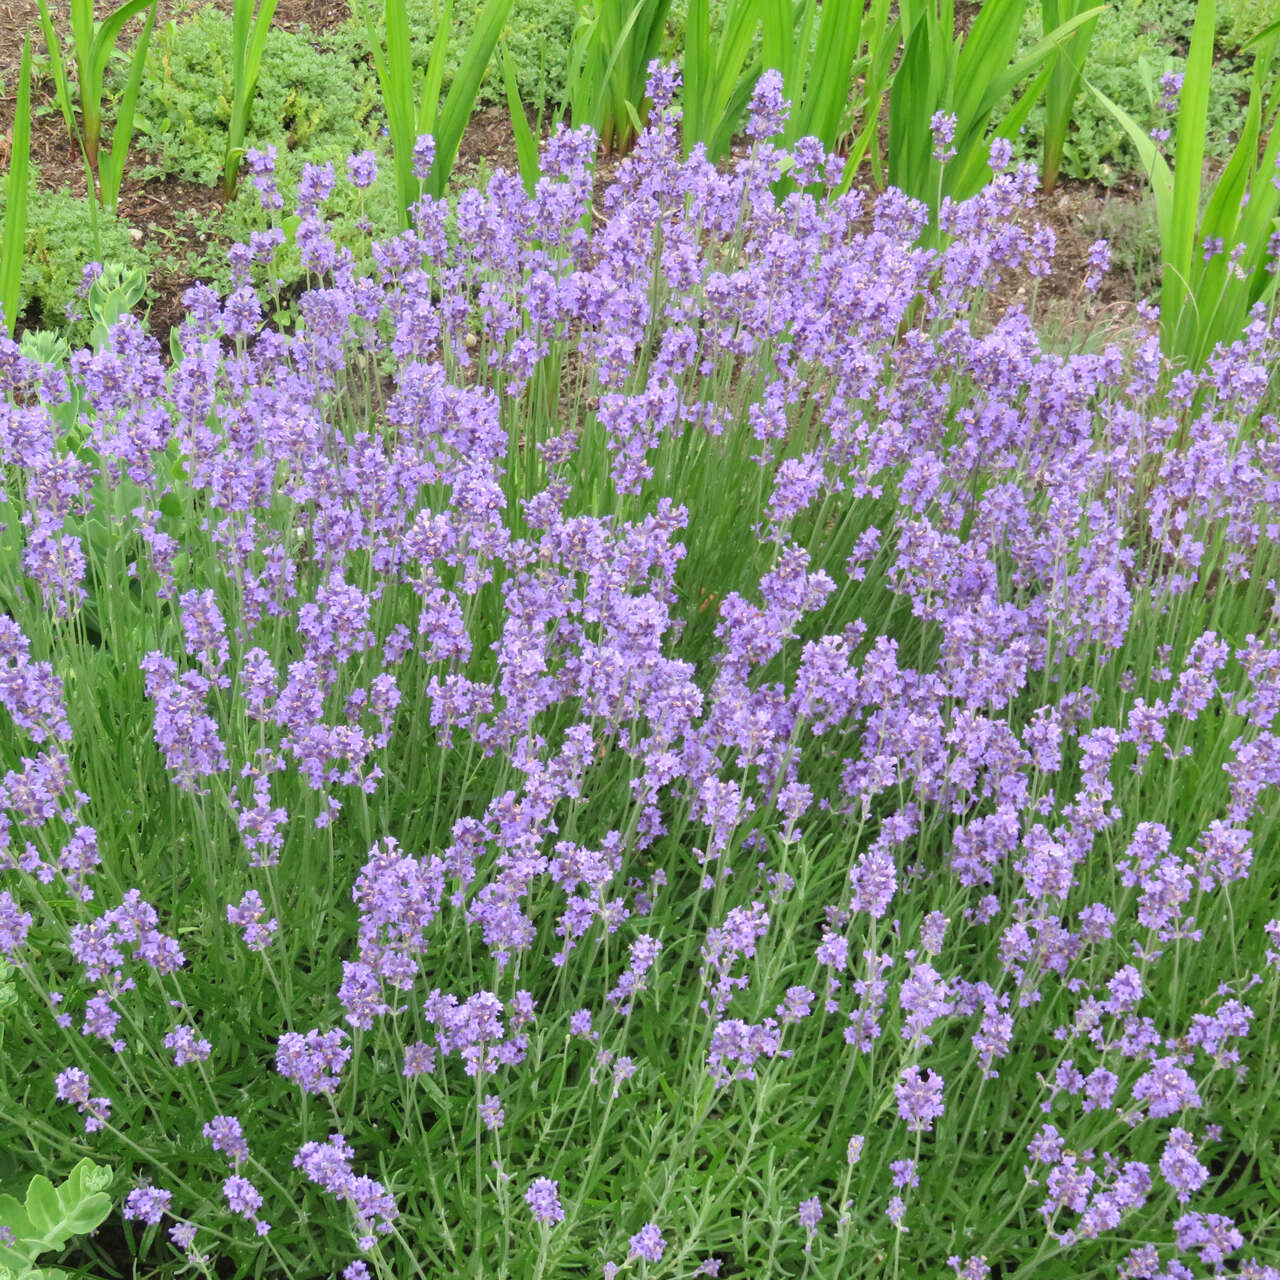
[1,6,1279,1280]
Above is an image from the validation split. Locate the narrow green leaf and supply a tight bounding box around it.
[428,0,514,195]
[34,0,74,140]
[89,0,158,86]
[1040,0,1102,190]
[1239,15,1280,54]
[1086,81,1174,235]
[888,6,937,198]
[100,0,158,212]
[0,36,31,337]
[1166,0,1215,335]
[804,0,865,148]
[224,0,279,194]
[953,0,1028,128]
[683,0,710,150]
[946,61,1052,202]
[502,48,541,196]
[974,6,1105,120]
[419,0,456,134]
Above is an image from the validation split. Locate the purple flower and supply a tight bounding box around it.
[123,1185,172,1226]
[347,150,378,190]
[226,890,278,951]
[276,1027,351,1095]
[412,135,436,180]
[526,1177,565,1225]
[930,111,958,163]
[164,1024,212,1066]
[798,1195,822,1250]
[949,1257,991,1280]
[629,1223,666,1263]
[0,892,33,957]
[223,1175,263,1218]
[54,1067,110,1131]
[1132,1057,1202,1119]
[1175,1212,1243,1269]
[479,1094,505,1131]
[1161,1128,1208,1203]
[895,1065,945,1132]
[204,1115,250,1163]
[745,69,788,141]
[169,1222,198,1250]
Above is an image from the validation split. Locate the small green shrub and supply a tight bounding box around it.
[127,7,378,185]
[0,185,149,346]
[1218,0,1277,51]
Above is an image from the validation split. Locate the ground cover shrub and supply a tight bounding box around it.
[2,67,1280,1280]
[128,6,378,186]
[0,184,149,346]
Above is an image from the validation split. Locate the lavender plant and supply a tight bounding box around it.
[2,67,1280,1280]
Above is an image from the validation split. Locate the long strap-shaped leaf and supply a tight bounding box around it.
[34,0,75,141]
[1182,39,1280,365]
[1040,0,1102,191]
[82,0,158,165]
[888,4,938,197]
[1,37,31,338]
[804,0,864,149]
[944,6,1102,202]
[426,0,513,195]
[503,47,541,196]
[705,0,765,157]
[100,0,158,212]
[354,0,414,221]
[684,0,711,150]
[1164,0,1215,348]
[953,0,1028,129]
[418,0,456,139]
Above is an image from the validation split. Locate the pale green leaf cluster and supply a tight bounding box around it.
[0,1160,114,1280]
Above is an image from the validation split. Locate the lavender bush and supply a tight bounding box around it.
[2,66,1280,1280]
